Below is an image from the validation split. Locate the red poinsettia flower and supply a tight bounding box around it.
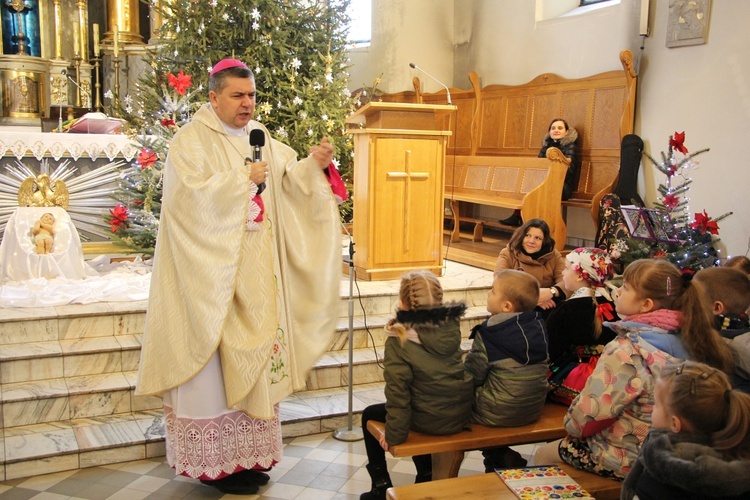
[662,193,680,209]
[167,70,192,96]
[109,204,128,233]
[161,118,176,127]
[653,250,667,258]
[137,148,157,169]
[690,210,719,235]
[670,131,688,154]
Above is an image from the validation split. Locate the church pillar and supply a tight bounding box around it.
[52,0,63,59]
[103,0,144,46]
[76,0,88,60]
[149,0,174,43]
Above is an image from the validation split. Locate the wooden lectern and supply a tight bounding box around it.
[346,102,456,281]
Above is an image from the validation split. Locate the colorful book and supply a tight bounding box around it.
[496,465,595,499]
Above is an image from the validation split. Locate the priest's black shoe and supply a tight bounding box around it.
[237,468,271,485]
[200,473,260,495]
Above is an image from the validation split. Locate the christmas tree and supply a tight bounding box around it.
[617,131,731,272]
[107,71,198,253]
[108,0,356,253]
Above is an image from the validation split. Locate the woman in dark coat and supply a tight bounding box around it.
[500,118,580,225]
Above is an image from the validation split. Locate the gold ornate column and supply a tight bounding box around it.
[52,0,63,59]
[76,0,88,61]
[103,0,144,46]
[150,0,174,42]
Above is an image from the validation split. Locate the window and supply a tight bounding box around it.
[580,0,609,5]
[347,0,371,45]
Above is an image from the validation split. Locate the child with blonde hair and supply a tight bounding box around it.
[360,270,473,500]
[622,360,750,499]
[465,269,549,470]
[534,258,734,479]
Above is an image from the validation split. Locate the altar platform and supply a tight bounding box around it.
[0,251,494,481]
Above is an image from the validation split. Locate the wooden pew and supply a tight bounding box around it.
[383,50,637,257]
[386,464,621,500]
[445,148,570,251]
[366,402,568,480]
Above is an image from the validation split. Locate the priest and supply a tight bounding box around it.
[136,59,341,495]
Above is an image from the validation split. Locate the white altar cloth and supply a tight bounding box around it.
[0,255,151,308]
[0,131,138,161]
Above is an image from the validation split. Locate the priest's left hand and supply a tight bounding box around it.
[309,137,335,170]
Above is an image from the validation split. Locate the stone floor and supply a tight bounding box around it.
[0,431,544,499]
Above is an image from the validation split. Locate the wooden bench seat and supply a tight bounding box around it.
[366,402,568,479]
[386,464,621,500]
[445,148,570,250]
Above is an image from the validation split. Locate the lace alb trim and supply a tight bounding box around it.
[164,405,282,479]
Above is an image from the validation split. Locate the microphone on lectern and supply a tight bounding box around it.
[408,62,452,105]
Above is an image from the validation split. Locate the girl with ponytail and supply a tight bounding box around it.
[359,270,473,500]
[622,360,750,499]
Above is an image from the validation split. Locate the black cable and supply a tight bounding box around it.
[442,97,460,274]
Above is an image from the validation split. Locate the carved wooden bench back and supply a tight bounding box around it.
[382,51,637,225]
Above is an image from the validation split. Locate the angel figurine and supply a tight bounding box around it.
[18,174,69,209]
[32,212,56,254]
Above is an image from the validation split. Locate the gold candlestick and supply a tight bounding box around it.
[74,56,82,107]
[92,56,103,111]
[113,54,121,117]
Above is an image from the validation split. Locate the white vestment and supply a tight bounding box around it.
[136,103,340,477]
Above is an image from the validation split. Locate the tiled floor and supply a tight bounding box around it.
[0,432,540,499]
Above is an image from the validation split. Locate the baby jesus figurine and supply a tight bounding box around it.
[32,212,56,254]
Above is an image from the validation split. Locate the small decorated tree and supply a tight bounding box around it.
[617,131,731,272]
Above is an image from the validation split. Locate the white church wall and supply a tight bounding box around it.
[636,1,749,260]
[347,0,455,94]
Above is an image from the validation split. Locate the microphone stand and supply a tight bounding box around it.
[333,224,364,442]
[64,72,92,112]
[409,63,452,105]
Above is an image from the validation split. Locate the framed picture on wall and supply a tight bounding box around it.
[666,0,712,47]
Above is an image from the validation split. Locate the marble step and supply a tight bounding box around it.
[0,334,477,429]
[1,382,387,481]
[0,263,492,349]
[0,307,489,387]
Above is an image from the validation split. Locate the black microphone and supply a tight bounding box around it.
[409,62,452,105]
[249,129,266,194]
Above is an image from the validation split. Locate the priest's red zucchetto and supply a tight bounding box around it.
[210,59,250,76]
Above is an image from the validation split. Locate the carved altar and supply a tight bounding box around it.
[0,0,167,127]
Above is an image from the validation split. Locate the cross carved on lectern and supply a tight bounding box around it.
[386,149,429,252]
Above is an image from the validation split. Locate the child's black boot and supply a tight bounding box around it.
[360,463,393,500]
